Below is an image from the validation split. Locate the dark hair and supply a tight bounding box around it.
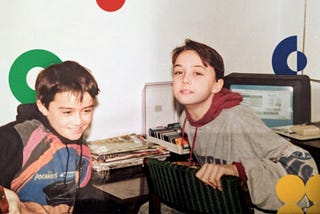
[172,39,225,80]
[35,60,100,108]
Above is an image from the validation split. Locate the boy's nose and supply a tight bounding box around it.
[73,113,83,125]
[182,74,191,84]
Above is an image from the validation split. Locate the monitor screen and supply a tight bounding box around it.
[229,84,293,127]
[224,73,311,128]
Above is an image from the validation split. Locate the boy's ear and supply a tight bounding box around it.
[212,79,224,93]
[36,99,48,116]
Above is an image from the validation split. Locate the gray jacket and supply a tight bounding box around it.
[180,105,318,211]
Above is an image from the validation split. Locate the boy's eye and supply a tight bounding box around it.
[62,111,72,115]
[193,70,205,76]
[173,70,183,75]
[84,108,93,113]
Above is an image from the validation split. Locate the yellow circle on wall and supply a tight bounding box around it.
[276,174,305,203]
[305,175,320,214]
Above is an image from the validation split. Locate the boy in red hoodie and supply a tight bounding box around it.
[172,39,318,213]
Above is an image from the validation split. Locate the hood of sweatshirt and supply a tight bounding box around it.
[185,88,243,127]
[181,88,243,165]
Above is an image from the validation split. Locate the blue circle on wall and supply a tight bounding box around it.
[9,49,62,103]
[272,36,307,75]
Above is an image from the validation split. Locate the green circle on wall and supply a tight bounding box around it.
[9,49,62,103]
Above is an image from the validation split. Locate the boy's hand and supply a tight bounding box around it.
[195,163,239,191]
[2,187,21,214]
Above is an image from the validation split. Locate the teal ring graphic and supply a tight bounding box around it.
[9,49,61,103]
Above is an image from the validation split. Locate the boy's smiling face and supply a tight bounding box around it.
[172,50,223,119]
[37,91,95,140]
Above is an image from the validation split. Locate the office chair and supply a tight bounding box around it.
[143,158,252,214]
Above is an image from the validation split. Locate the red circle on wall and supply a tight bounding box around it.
[96,0,126,12]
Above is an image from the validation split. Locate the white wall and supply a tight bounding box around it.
[304,0,320,122]
[1,0,319,140]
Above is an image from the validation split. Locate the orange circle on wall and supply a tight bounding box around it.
[96,0,126,12]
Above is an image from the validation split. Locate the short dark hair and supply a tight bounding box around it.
[172,39,225,80]
[35,60,100,108]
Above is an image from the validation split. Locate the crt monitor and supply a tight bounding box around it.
[224,73,311,128]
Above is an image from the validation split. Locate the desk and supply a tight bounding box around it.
[90,153,189,213]
[93,176,148,204]
[93,172,149,213]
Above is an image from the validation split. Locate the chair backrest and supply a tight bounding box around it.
[143,158,252,214]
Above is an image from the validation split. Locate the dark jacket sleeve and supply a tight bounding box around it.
[0,122,23,188]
